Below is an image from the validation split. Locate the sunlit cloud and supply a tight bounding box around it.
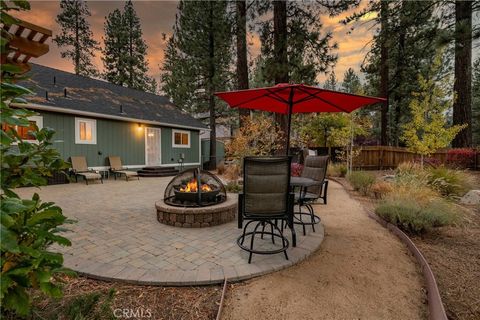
[14,0,376,87]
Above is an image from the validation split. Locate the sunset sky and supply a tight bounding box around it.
[15,1,380,86]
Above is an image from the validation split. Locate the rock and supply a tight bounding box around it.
[460,190,480,205]
[382,175,396,182]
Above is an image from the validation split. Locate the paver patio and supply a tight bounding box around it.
[15,177,324,285]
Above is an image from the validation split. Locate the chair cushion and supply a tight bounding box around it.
[78,172,101,180]
[116,170,138,176]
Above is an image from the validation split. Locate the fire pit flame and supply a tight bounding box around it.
[179,178,212,192]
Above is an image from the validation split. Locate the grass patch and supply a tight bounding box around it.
[327,163,347,177]
[428,166,474,198]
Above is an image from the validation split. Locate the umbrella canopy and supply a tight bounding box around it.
[215,83,386,154]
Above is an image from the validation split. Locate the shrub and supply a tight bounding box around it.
[327,163,347,177]
[291,163,303,177]
[371,181,393,199]
[446,148,476,169]
[395,162,430,188]
[376,196,457,234]
[216,161,225,175]
[225,181,242,193]
[427,166,474,198]
[347,171,375,195]
[224,163,241,181]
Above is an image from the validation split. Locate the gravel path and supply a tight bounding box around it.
[222,181,427,320]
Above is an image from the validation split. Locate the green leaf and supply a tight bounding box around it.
[0,224,19,252]
[3,286,30,316]
[27,209,63,226]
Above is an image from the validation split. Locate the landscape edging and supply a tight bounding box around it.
[329,177,448,320]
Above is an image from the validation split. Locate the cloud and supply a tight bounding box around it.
[16,1,375,86]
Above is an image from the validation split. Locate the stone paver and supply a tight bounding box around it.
[15,177,324,285]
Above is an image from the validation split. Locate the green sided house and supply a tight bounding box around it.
[13,64,208,175]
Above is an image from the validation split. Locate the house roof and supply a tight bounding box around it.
[18,64,208,131]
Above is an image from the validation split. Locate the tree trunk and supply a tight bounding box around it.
[380,0,389,146]
[74,4,79,75]
[236,0,250,128]
[393,5,406,147]
[208,3,217,170]
[273,0,288,155]
[452,0,473,147]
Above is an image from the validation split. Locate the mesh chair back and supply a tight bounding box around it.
[108,156,123,171]
[243,157,291,215]
[301,155,329,195]
[71,156,89,172]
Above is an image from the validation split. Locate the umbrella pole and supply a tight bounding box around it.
[286,89,294,156]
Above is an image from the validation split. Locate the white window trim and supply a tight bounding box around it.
[11,115,43,145]
[75,117,97,145]
[172,129,190,148]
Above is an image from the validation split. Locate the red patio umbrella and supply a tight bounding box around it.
[215,83,386,154]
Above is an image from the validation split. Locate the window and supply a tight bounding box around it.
[172,129,190,148]
[75,118,96,144]
[1,116,43,142]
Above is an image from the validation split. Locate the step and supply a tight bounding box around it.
[137,171,179,177]
[141,166,178,172]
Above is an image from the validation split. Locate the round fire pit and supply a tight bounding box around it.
[156,194,237,228]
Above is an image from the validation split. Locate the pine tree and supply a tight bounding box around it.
[161,1,232,169]
[341,68,362,94]
[472,57,480,146]
[53,0,99,76]
[103,9,126,86]
[323,71,337,90]
[102,1,157,93]
[236,0,250,126]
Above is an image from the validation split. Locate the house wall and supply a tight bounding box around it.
[201,139,225,166]
[38,111,201,168]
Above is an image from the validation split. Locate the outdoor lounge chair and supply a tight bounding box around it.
[294,155,329,235]
[237,156,296,263]
[108,156,139,181]
[70,156,103,185]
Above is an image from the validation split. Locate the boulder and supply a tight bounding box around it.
[460,190,480,205]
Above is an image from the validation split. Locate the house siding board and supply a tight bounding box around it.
[41,111,145,166]
[160,128,200,165]
[201,140,225,165]
[38,111,200,167]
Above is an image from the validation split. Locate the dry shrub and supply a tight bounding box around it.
[327,163,347,177]
[224,163,240,181]
[216,161,225,175]
[371,181,393,199]
[225,114,284,160]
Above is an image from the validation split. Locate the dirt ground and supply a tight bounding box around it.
[341,173,480,320]
[222,181,426,320]
[27,277,221,320]
[411,203,480,320]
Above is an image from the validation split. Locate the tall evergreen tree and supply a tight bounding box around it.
[342,68,362,94]
[102,1,157,93]
[323,71,337,90]
[254,0,337,153]
[353,1,440,146]
[472,57,480,146]
[452,0,473,147]
[103,9,126,85]
[236,0,250,127]
[161,1,232,169]
[53,0,99,76]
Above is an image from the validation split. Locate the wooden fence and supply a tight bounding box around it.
[349,146,479,170]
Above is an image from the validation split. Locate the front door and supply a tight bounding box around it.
[145,127,161,166]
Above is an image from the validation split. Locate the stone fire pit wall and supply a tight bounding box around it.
[156,194,237,228]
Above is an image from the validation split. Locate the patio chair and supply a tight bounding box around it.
[237,156,296,264]
[70,156,103,185]
[108,156,139,181]
[295,155,329,235]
